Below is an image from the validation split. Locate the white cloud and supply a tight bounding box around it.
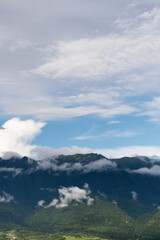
[73,130,139,141]
[40,187,56,193]
[37,200,45,207]
[141,96,160,123]
[1,4,160,159]
[103,130,138,138]
[41,184,94,208]
[112,200,118,206]
[0,191,14,203]
[2,6,160,121]
[36,158,116,173]
[132,165,160,176]
[0,3,160,124]
[82,159,117,173]
[32,8,160,89]
[0,167,22,177]
[0,118,45,158]
[2,118,160,162]
[31,146,92,160]
[10,39,36,51]
[0,118,92,160]
[29,105,137,121]
[55,92,120,107]
[47,199,59,208]
[6,7,157,121]
[73,136,91,141]
[131,191,137,201]
[96,146,160,159]
[32,32,160,81]
[2,151,21,159]
[107,120,121,124]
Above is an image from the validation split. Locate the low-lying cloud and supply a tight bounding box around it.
[30,145,92,160]
[37,158,117,173]
[131,191,138,201]
[0,191,14,203]
[38,184,94,208]
[132,165,160,176]
[0,167,22,177]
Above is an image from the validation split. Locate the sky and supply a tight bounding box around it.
[1,0,160,159]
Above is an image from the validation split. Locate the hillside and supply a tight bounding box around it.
[0,153,160,239]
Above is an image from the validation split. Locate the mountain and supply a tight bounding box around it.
[0,153,160,239]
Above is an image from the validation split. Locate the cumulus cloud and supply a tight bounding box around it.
[0,118,92,160]
[0,118,45,158]
[38,184,94,208]
[37,158,117,173]
[131,191,138,201]
[0,191,14,203]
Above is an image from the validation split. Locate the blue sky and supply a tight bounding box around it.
[1,0,160,159]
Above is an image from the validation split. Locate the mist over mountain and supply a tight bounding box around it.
[1,152,160,208]
[0,153,160,239]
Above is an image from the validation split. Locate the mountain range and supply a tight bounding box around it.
[0,153,160,239]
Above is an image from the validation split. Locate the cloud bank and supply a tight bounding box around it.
[37,158,117,173]
[96,146,160,159]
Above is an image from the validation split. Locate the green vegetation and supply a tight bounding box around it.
[0,154,160,239]
[0,197,158,239]
[0,231,113,240]
[0,199,158,239]
[24,197,133,238]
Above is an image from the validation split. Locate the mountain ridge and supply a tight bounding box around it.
[0,153,160,239]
